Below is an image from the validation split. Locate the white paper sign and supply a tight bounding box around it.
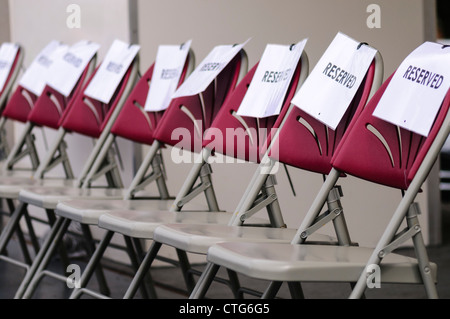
[84,39,140,104]
[236,40,307,118]
[172,39,250,98]
[18,41,69,96]
[144,40,192,112]
[292,32,377,130]
[373,41,450,137]
[46,40,100,97]
[0,43,19,92]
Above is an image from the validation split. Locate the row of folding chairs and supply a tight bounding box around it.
[0,34,447,299]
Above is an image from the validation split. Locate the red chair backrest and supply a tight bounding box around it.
[60,59,135,138]
[2,55,95,129]
[152,51,245,153]
[268,60,377,175]
[2,85,37,123]
[110,51,193,146]
[331,71,450,190]
[1,46,37,122]
[202,58,303,164]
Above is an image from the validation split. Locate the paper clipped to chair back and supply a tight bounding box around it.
[0,42,19,92]
[18,40,69,96]
[236,39,307,118]
[373,41,450,137]
[144,40,192,112]
[84,39,140,104]
[46,40,100,97]
[172,39,250,98]
[292,32,377,130]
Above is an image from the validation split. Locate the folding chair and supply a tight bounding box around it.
[11,46,195,298]
[0,43,24,158]
[120,43,382,299]
[201,46,450,299]
[16,45,248,299]
[0,43,139,296]
[0,43,97,267]
[53,46,196,211]
[44,45,314,299]
[0,41,97,204]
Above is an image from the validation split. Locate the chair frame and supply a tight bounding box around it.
[15,48,250,299]
[0,53,140,297]
[196,59,448,299]
[68,50,315,299]
[0,44,25,158]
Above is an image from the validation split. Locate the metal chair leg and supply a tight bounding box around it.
[69,230,114,299]
[0,202,28,256]
[44,209,70,272]
[176,248,196,293]
[189,262,220,299]
[123,241,162,299]
[226,269,243,298]
[131,238,158,299]
[261,281,283,299]
[407,212,438,299]
[123,236,156,299]
[5,199,34,262]
[288,282,305,299]
[17,217,71,299]
[80,224,110,297]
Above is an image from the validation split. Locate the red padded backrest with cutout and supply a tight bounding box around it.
[202,58,302,164]
[61,61,134,138]
[2,85,37,123]
[331,71,450,189]
[109,64,158,145]
[268,60,376,175]
[110,52,193,146]
[28,57,95,130]
[152,52,244,153]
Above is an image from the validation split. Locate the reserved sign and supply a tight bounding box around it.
[84,39,140,104]
[18,41,69,96]
[46,40,100,97]
[145,40,192,112]
[172,39,249,98]
[292,32,377,130]
[373,41,450,136]
[236,39,307,118]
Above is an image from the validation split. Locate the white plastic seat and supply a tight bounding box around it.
[0,178,78,200]
[17,186,127,209]
[206,242,436,284]
[98,211,238,239]
[153,223,335,255]
[53,199,175,224]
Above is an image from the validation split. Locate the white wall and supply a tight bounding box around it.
[0,0,9,42]
[136,0,439,248]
